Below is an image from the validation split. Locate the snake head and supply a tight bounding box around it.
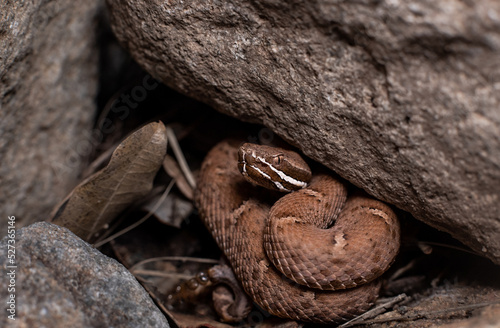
[237,143,312,192]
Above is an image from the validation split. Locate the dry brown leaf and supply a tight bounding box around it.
[49,122,167,242]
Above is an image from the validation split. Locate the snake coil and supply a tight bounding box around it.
[195,139,400,324]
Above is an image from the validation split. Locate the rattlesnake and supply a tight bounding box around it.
[194,139,400,324]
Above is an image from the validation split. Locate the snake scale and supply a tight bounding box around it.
[194,139,401,324]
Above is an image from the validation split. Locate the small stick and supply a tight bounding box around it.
[339,294,408,327]
[418,241,480,256]
[131,270,194,280]
[129,256,219,273]
[346,300,500,326]
[166,126,196,189]
[387,260,418,282]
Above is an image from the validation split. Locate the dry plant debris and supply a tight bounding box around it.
[49,122,167,243]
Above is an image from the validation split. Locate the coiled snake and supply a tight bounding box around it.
[194,139,400,324]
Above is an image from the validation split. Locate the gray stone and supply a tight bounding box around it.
[106,0,500,264]
[0,222,170,327]
[0,1,102,235]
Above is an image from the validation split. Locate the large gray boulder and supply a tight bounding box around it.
[106,0,500,264]
[0,1,102,235]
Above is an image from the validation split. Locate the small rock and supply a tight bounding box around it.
[0,222,170,328]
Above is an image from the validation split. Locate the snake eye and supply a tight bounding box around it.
[273,155,283,166]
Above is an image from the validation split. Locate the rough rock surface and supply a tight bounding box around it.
[0,1,102,235]
[106,0,500,264]
[0,222,170,327]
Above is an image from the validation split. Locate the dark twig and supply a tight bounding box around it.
[339,294,408,327]
[343,300,500,326]
[166,126,196,189]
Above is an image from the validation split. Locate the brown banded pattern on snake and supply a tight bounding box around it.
[195,139,401,324]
